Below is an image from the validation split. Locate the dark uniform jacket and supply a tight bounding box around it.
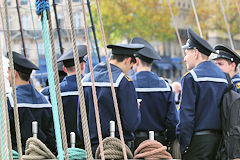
[41,75,84,148]
[132,71,178,143]
[232,74,240,94]
[8,84,55,153]
[81,63,141,145]
[177,61,228,153]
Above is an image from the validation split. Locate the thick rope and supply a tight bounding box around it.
[28,0,45,86]
[41,10,64,160]
[0,107,3,159]
[0,4,8,50]
[190,0,203,38]
[134,140,172,159]
[3,0,23,159]
[47,10,69,160]
[81,1,104,159]
[67,148,86,160]
[95,137,133,159]
[22,137,56,160]
[219,0,235,50]
[95,1,128,159]
[167,0,184,57]
[235,0,240,17]
[0,42,9,159]
[65,0,92,159]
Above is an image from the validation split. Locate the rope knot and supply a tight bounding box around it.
[134,140,172,159]
[35,0,49,15]
[95,137,133,159]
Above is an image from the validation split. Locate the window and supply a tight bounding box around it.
[22,15,29,29]
[8,16,13,29]
[8,0,11,6]
[57,14,64,28]
[55,0,62,3]
[72,0,81,2]
[20,0,28,5]
[73,13,81,28]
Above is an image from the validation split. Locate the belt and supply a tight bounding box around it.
[135,131,164,138]
[194,130,221,136]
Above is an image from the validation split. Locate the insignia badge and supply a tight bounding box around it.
[124,75,132,81]
[236,83,240,89]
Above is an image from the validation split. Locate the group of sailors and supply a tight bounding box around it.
[6,28,240,159]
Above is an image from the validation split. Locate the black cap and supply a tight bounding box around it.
[182,28,215,56]
[107,44,144,56]
[213,44,240,65]
[57,45,87,67]
[130,37,161,63]
[8,51,39,74]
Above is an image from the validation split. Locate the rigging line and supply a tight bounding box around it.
[0,4,8,50]
[81,0,105,159]
[15,0,27,56]
[3,0,23,159]
[219,0,235,50]
[95,0,128,159]
[86,0,101,63]
[52,0,64,55]
[167,0,184,57]
[28,0,45,86]
[190,0,203,37]
[235,0,240,17]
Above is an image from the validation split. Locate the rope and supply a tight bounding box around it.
[65,0,92,159]
[0,107,3,159]
[0,42,9,159]
[46,10,69,160]
[22,137,56,160]
[167,0,184,57]
[67,148,86,160]
[0,4,8,50]
[95,137,133,159]
[95,0,128,159]
[40,8,64,160]
[12,150,19,159]
[28,0,45,86]
[80,1,104,159]
[3,0,23,159]
[134,140,172,159]
[219,0,235,50]
[190,0,203,37]
[236,0,240,17]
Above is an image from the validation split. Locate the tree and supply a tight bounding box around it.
[186,0,240,41]
[91,0,178,44]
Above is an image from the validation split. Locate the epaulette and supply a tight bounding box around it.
[182,72,190,78]
[124,75,132,81]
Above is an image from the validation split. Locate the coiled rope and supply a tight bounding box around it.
[80,0,104,159]
[95,0,128,159]
[95,137,133,159]
[3,0,23,159]
[66,148,86,160]
[134,140,172,159]
[65,0,92,159]
[12,150,19,159]
[22,137,56,160]
[35,0,64,159]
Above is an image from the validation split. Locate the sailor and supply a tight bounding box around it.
[177,28,228,159]
[81,43,143,154]
[212,44,240,93]
[41,45,87,148]
[7,51,56,153]
[130,37,178,151]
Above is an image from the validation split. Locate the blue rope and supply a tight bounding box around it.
[0,102,6,159]
[29,0,45,86]
[35,0,50,15]
[41,10,64,160]
[58,148,86,160]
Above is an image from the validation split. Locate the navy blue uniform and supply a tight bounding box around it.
[132,71,178,143]
[81,63,141,146]
[8,84,56,153]
[177,61,228,154]
[232,74,240,94]
[41,75,84,148]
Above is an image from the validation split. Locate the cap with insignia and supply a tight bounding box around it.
[212,44,240,65]
[57,45,87,67]
[130,37,161,63]
[107,44,144,56]
[8,51,39,74]
[182,28,215,56]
